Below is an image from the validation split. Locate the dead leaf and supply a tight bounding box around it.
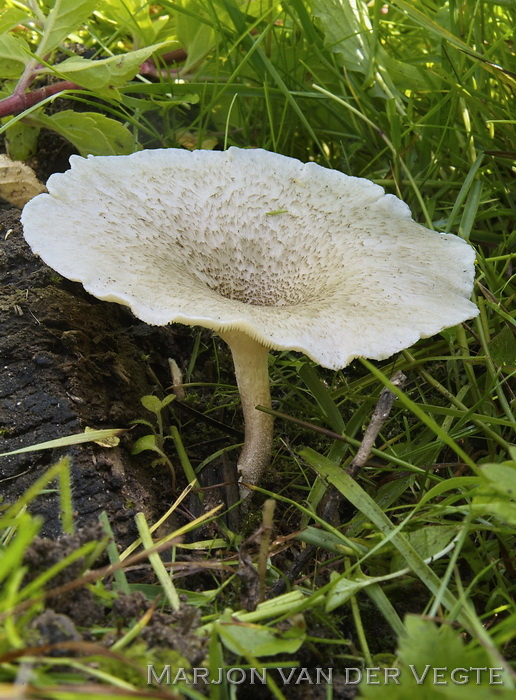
[0,154,46,208]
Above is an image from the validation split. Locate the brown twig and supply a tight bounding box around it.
[268,371,406,596]
[347,371,406,478]
[320,370,406,524]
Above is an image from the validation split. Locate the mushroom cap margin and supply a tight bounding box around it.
[21,147,479,369]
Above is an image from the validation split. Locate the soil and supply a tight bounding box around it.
[0,205,227,544]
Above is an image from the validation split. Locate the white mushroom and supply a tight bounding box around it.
[21,147,478,497]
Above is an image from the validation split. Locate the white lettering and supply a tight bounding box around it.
[409,665,431,684]
[366,668,381,684]
[489,668,504,685]
[211,668,222,685]
[450,668,469,684]
[295,668,313,684]
[192,668,209,684]
[344,668,362,684]
[384,668,400,684]
[147,665,170,685]
[471,667,487,684]
[249,668,267,684]
[227,668,246,684]
[315,668,333,684]
[277,668,297,684]
[434,668,447,685]
[171,668,189,684]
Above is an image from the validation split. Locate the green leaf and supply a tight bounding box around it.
[160,394,176,409]
[299,363,345,433]
[361,615,512,697]
[121,93,200,113]
[37,0,98,56]
[489,326,516,370]
[99,0,165,46]
[300,448,468,619]
[376,46,432,92]
[326,572,369,609]
[174,0,217,73]
[312,0,371,72]
[391,526,458,573]
[4,120,40,161]
[131,434,160,455]
[480,461,516,498]
[472,497,516,526]
[0,7,30,34]
[53,42,170,91]
[463,460,516,524]
[312,0,428,98]
[216,617,305,657]
[0,34,31,78]
[141,394,165,414]
[31,110,137,156]
[0,428,125,458]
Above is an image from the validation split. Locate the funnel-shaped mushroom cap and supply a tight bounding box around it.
[22,147,477,368]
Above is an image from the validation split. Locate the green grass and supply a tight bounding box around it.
[1,0,515,698]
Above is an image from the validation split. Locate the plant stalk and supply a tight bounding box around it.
[219,330,273,498]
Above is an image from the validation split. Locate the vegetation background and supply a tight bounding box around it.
[0,0,514,698]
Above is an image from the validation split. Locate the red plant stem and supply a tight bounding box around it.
[0,81,79,117]
[0,49,188,119]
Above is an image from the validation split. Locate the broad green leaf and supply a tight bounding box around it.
[453,461,516,525]
[346,476,414,537]
[122,93,200,113]
[377,46,434,92]
[0,34,31,77]
[326,572,371,609]
[326,542,460,610]
[175,0,217,73]
[472,494,516,526]
[0,7,30,34]
[99,0,164,45]
[32,110,137,156]
[160,394,176,409]
[141,394,165,414]
[312,0,370,74]
[53,42,170,91]
[416,476,480,508]
[132,434,160,455]
[301,448,476,623]
[4,120,40,161]
[391,526,458,573]
[37,0,98,56]
[296,526,363,555]
[216,617,305,657]
[361,615,511,698]
[312,0,430,99]
[479,461,516,497]
[489,326,516,370]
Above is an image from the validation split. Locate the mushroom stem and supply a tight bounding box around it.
[219,329,274,498]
